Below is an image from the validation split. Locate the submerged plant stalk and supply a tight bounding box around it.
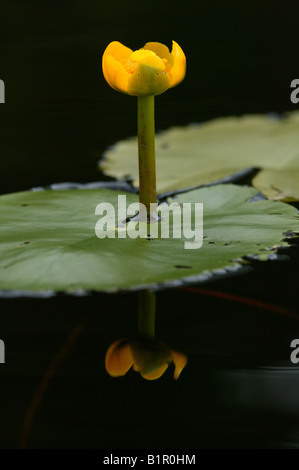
[138,290,156,339]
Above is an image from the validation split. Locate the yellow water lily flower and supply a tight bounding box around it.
[102,40,186,96]
[105,338,187,380]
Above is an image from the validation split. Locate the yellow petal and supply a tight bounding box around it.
[102,40,185,96]
[143,42,174,67]
[169,40,186,88]
[141,363,169,380]
[105,339,133,377]
[127,55,170,96]
[102,41,132,92]
[171,349,188,379]
[105,54,130,93]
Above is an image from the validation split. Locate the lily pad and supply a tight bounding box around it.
[253,168,299,201]
[0,184,298,295]
[100,112,299,200]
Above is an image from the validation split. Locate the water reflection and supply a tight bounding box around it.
[105,290,187,380]
[105,338,187,380]
[217,365,299,414]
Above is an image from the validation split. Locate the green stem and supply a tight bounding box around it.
[138,290,156,339]
[137,95,157,219]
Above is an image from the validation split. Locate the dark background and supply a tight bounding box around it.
[0,0,299,449]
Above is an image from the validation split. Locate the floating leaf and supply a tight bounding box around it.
[0,185,298,295]
[100,112,299,200]
[253,168,299,201]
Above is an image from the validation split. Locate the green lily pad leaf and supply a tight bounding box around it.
[0,185,298,295]
[100,112,299,200]
[253,168,299,201]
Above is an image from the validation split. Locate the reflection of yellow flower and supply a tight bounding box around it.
[105,338,187,380]
[102,41,186,96]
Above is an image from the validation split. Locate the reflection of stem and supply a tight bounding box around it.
[138,290,156,339]
[137,95,157,219]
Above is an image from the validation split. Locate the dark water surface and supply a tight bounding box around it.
[1,1,299,449]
